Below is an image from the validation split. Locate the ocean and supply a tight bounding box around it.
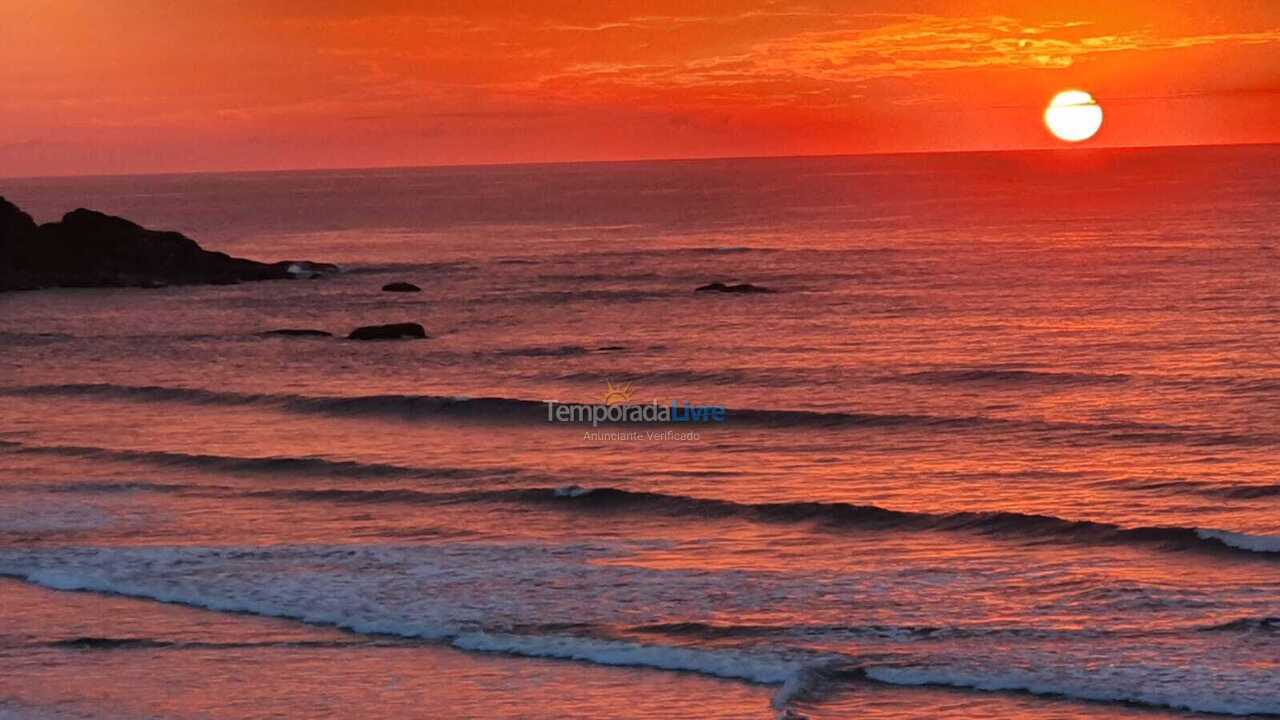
[1,144,1278,719]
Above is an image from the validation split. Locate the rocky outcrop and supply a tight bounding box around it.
[0,197,40,290]
[694,282,775,294]
[382,282,422,293]
[347,323,428,340]
[0,196,335,291]
[0,197,37,245]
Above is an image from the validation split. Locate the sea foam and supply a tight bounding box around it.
[865,665,1280,717]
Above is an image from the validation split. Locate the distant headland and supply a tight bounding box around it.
[0,196,335,292]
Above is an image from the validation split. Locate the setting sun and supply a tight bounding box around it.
[1045,90,1105,143]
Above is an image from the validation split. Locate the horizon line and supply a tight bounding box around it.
[3,140,1278,182]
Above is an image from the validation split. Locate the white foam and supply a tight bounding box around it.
[0,544,809,670]
[5,548,825,716]
[866,665,1280,717]
[283,261,340,276]
[452,632,802,685]
[1197,529,1280,553]
[0,545,836,715]
[554,484,590,497]
[18,565,455,643]
[451,632,826,718]
[770,665,829,710]
[6,544,1276,719]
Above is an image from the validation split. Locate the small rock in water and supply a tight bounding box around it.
[347,322,428,340]
[694,282,775,294]
[382,282,422,293]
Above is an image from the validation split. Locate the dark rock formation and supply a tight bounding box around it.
[694,282,775,294]
[347,322,428,340]
[0,196,334,292]
[260,329,333,337]
[0,197,39,291]
[0,196,37,245]
[382,282,422,293]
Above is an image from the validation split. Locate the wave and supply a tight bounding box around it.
[4,480,201,496]
[1,384,552,424]
[553,368,758,386]
[862,665,1280,717]
[452,635,845,715]
[0,700,101,720]
[6,383,1271,448]
[624,620,1128,643]
[2,548,1274,719]
[7,439,1273,559]
[452,632,805,685]
[1202,617,1280,633]
[14,565,1280,719]
[93,477,1280,559]
[1205,484,1280,500]
[1195,529,1280,553]
[896,368,1131,387]
[47,636,384,651]
[0,561,820,713]
[1117,477,1280,501]
[0,383,991,429]
[3,441,512,482]
[491,345,594,358]
[528,486,1280,558]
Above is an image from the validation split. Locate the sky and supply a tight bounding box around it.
[2,0,1279,176]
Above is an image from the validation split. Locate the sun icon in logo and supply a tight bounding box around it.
[602,380,636,406]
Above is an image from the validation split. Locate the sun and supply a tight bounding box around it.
[1044,90,1103,143]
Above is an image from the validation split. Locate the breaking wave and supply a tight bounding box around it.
[523,486,1280,558]
[862,665,1280,717]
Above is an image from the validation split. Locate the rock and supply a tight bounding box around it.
[0,196,335,292]
[347,323,428,341]
[382,282,422,293]
[0,197,39,290]
[0,196,37,246]
[694,282,775,294]
[261,329,333,337]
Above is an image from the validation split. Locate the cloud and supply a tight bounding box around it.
[526,13,1280,108]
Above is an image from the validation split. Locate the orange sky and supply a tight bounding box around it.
[2,0,1278,176]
